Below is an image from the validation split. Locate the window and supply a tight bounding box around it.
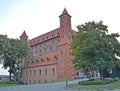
[30,71,32,76]
[41,58,44,62]
[46,57,50,62]
[36,59,39,63]
[52,39,54,44]
[58,37,60,41]
[27,61,29,66]
[34,70,36,76]
[52,68,55,75]
[45,69,47,75]
[40,49,41,55]
[54,56,58,61]
[40,43,41,47]
[50,47,52,51]
[39,70,41,75]
[44,48,46,52]
[31,60,35,64]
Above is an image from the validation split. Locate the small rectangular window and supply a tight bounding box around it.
[30,71,32,76]
[45,69,47,75]
[34,70,36,76]
[52,68,55,75]
[39,70,41,75]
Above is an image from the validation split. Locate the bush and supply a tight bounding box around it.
[78,79,119,85]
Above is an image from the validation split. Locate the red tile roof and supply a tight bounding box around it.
[30,28,61,45]
[60,8,71,17]
[20,30,28,37]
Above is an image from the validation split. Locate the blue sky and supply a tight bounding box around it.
[0,0,120,75]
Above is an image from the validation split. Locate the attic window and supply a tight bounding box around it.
[46,57,50,61]
[31,60,35,64]
[41,58,44,62]
[54,56,58,61]
[36,59,39,63]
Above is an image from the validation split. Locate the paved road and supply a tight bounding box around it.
[0,79,120,91]
[0,81,68,91]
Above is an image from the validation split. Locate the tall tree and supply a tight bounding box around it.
[2,38,30,81]
[71,21,120,78]
[0,35,8,64]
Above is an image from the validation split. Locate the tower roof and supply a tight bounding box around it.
[20,30,28,37]
[59,8,71,17]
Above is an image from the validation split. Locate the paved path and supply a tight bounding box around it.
[0,79,120,91]
[0,82,67,91]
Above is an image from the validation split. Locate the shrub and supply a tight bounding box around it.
[78,79,119,85]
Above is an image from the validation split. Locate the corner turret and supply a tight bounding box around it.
[59,8,71,29]
[20,30,28,43]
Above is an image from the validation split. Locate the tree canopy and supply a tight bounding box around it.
[71,21,120,77]
[0,35,30,81]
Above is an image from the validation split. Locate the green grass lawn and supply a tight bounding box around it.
[68,81,120,91]
[0,82,19,87]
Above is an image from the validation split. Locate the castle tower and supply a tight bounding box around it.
[59,8,71,29]
[20,30,28,43]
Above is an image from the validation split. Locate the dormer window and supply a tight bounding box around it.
[41,58,44,62]
[54,56,58,61]
[46,57,50,62]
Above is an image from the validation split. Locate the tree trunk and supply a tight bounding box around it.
[9,72,12,81]
[99,69,104,80]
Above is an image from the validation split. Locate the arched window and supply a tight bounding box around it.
[46,57,50,62]
[52,68,55,75]
[54,56,58,61]
[45,69,47,75]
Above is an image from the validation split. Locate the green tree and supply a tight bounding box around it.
[0,35,7,56]
[71,21,120,79]
[2,38,30,81]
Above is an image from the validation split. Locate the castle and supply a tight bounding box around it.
[20,8,77,84]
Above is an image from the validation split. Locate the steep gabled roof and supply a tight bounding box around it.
[59,8,71,17]
[20,30,28,37]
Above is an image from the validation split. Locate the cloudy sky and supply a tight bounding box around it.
[0,0,120,75]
